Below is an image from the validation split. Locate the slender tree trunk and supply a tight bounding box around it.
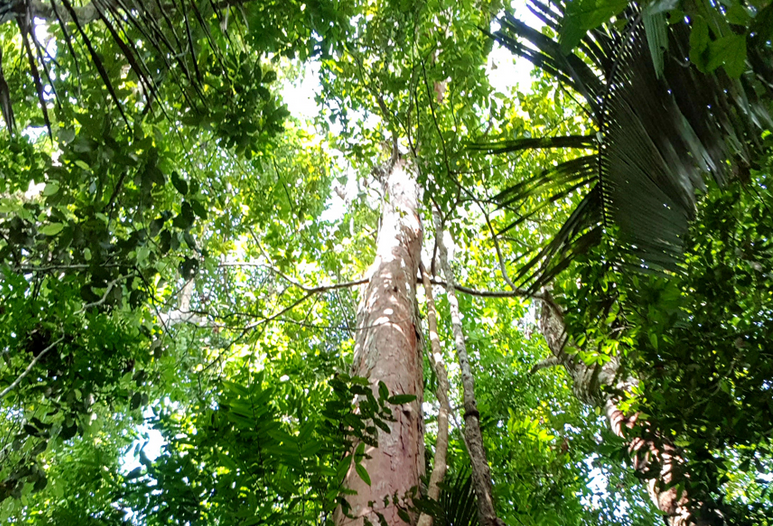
[335,157,425,526]
[435,212,503,526]
[416,262,451,526]
[537,293,721,526]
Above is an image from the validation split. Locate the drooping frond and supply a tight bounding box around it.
[482,0,773,289]
[468,134,595,155]
[0,0,232,134]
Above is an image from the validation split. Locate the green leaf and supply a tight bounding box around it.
[643,11,668,78]
[387,394,416,405]
[750,3,773,41]
[335,456,351,481]
[130,392,142,410]
[57,128,75,144]
[125,467,143,480]
[725,2,752,25]
[40,223,64,236]
[190,200,208,219]
[559,18,587,55]
[171,171,188,195]
[689,17,710,71]
[706,34,747,78]
[355,463,371,486]
[373,417,390,433]
[649,332,659,351]
[378,381,389,401]
[42,181,60,196]
[179,256,199,279]
[560,0,628,54]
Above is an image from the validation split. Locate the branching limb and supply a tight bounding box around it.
[0,272,124,400]
[76,275,130,313]
[529,355,561,374]
[218,261,368,294]
[0,335,65,400]
[426,277,547,301]
[0,0,119,26]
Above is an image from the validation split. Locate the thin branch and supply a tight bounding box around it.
[434,209,503,526]
[427,278,539,300]
[219,261,368,293]
[417,261,451,526]
[17,263,125,272]
[0,335,65,400]
[76,275,130,314]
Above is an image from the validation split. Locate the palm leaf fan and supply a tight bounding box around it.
[478,0,772,290]
[439,468,478,526]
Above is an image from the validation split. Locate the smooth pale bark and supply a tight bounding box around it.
[335,158,424,526]
[537,293,721,526]
[435,212,503,526]
[416,262,451,526]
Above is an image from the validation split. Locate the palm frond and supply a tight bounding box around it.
[482,0,772,289]
[439,468,477,526]
[469,134,595,155]
[413,468,477,526]
[0,0,229,133]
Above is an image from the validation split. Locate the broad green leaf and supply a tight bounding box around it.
[560,0,628,54]
[40,223,64,236]
[706,34,747,77]
[378,380,389,401]
[689,17,711,71]
[42,181,60,196]
[750,3,773,41]
[171,171,189,195]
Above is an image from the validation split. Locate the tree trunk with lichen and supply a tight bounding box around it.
[536,292,722,526]
[335,157,425,526]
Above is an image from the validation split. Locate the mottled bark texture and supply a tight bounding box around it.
[335,158,424,526]
[416,262,451,526]
[537,292,722,526]
[435,212,504,526]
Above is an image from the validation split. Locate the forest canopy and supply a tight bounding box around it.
[0,0,771,525]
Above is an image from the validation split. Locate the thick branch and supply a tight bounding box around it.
[529,355,561,374]
[537,293,720,526]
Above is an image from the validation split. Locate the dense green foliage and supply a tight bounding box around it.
[0,0,771,525]
[558,163,773,523]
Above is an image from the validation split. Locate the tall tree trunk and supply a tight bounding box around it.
[536,293,722,526]
[435,212,503,526]
[336,157,425,526]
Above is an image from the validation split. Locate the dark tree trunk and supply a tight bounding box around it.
[537,292,722,526]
